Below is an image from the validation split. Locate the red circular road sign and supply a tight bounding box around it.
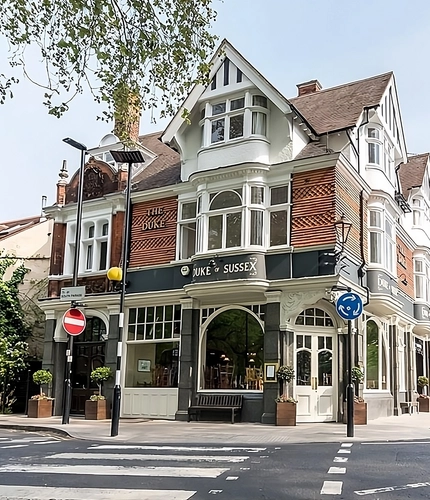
[62,308,86,336]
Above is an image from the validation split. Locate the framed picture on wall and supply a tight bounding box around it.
[264,363,279,382]
[137,359,151,372]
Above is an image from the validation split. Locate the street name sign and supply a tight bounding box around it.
[62,308,86,336]
[60,286,86,302]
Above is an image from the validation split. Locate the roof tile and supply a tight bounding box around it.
[398,153,429,198]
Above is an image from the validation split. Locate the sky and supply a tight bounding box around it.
[1,0,430,221]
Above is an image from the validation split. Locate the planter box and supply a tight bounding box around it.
[85,399,109,420]
[343,402,367,425]
[276,402,297,426]
[27,399,53,418]
[419,398,430,412]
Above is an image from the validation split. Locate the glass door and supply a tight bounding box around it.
[295,333,335,422]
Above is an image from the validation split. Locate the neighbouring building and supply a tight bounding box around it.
[40,40,430,424]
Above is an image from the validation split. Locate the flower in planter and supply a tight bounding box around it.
[277,365,295,382]
[276,394,298,404]
[89,395,106,402]
[354,396,365,403]
[30,393,53,401]
[352,366,364,383]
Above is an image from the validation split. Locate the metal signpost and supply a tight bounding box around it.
[336,292,363,438]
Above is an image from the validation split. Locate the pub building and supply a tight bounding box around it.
[41,40,430,424]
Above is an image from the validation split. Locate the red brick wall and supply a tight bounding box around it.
[396,235,414,298]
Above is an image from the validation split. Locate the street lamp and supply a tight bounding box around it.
[61,137,87,425]
[108,149,145,437]
[333,213,355,437]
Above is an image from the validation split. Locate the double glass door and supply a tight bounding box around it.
[295,333,335,422]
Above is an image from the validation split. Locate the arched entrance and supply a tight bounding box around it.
[294,307,337,422]
[71,316,108,414]
[200,308,264,391]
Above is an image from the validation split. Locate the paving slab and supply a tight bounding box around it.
[0,413,429,445]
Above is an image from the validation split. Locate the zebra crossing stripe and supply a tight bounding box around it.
[0,464,229,478]
[0,485,196,499]
[91,444,265,452]
[48,452,249,463]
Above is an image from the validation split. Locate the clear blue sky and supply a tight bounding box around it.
[1,0,429,220]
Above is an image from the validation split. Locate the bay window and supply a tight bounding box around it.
[367,127,382,165]
[208,190,242,250]
[414,259,430,302]
[369,209,395,273]
[201,93,269,147]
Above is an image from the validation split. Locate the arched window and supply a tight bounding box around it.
[201,309,264,391]
[366,319,387,390]
[295,308,334,327]
[208,190,243,250]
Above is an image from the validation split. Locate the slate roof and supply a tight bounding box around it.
[294,142,335,161]
[289,72,392,135]
[398,153,429,198]
[133,132,181,191]
[0,216,43,241]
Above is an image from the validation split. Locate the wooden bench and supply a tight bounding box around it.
[400,401,419,415]
[188,394,243,424]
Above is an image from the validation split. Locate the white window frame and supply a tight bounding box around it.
[367,126,382,166]
[177,201,197,260]
[414,258,430,302]
[268,185,291,247]
[368,209,395,274]
[207,190,244,251]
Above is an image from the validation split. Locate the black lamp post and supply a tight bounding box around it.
[62,137,87,425]
[333,213,355,437]
[108,149,145,437]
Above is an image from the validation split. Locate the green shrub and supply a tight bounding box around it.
[32,370,53,395]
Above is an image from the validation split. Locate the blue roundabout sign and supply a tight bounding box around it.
[336,292,363,320]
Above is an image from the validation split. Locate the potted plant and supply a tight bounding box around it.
[275,365,297,426]
[28,370,53,418]
[418,376,429,412]
[85,366,113,420]
[346,366,367,425]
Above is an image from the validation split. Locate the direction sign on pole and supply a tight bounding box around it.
[62,308,86,336]
[336,292,363,320]
[60,286,86,302]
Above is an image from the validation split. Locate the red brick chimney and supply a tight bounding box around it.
[296,80,322,97]
[56,160,69,205]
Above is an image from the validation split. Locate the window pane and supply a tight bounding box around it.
[251,186,264,204]
[296,351,311,385]
[86,245,93,270]
[136,325,144,340]
[252,112,266,135]
[210,191,242,210]
[165,305,173,322]
[368,127,380,139]
[230,98,244,110]
[271,186,288,205]
[318,336,324,350]
[226,212,242,247]
[229,114,244,139]
[368,142,380,164]
[385,219,393,237]
[137,308,145,323]
[181,202,196,220]
[208,215,223,249]
[305,335,311,349]
[212,102,226,115]
[270,210,288,246]
[413,210,421,225]
[369,211,382,228]
[99,241,108,270]
[319,351,332,386]
[200,108,205,120]
[250,210,263,245]
[369,232,382,263]
[180,222,196,259]
[236,68,242,83]
[88,225,95,238]
[129,308,137,324]
[297,335,303,348]
[252,95,268,108]
[366,320,379,389]
[415,260,423,273]
[211,119,225,143]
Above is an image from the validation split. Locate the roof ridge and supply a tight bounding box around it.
[290,71,393,100]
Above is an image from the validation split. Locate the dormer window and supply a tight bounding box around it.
[367,127,381,165]
[201,93,269,147]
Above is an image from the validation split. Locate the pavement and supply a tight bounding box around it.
[1,412,430,444]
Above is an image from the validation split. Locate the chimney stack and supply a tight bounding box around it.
[56,160,69,205]
[297,79,322,97]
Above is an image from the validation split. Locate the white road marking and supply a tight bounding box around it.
[355,481,430,496]
[0,485,196,499]
[91,444,265,452]
[208,491,223,495]
[48,452,249,463]
[362,441,430,445]
[341,443,353,448]
[34,441,61,445]
[225,476,238,481]
[337,449,351,454]
[0,445,28,449]
[240,467,250,470]
[328,467,346,474]
[321,481,343,495]
[333,457,348,463]
[0,464,228,478]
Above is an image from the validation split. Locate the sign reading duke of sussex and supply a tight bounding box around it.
[191,254,266,283]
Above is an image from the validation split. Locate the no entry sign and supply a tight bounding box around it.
[62,308,86,336]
